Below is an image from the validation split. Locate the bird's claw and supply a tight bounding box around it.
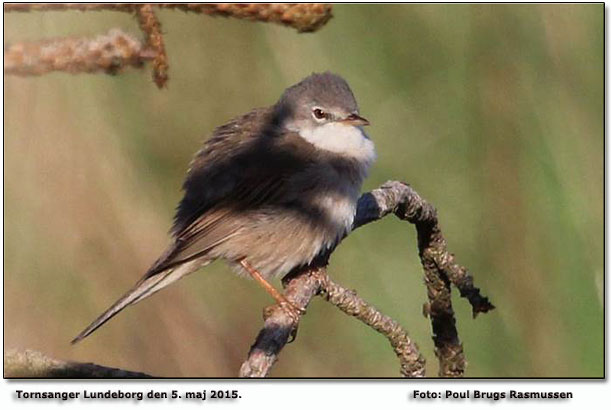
[262,300,305,343]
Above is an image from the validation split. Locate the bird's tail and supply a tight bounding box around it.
[71,260,203,344]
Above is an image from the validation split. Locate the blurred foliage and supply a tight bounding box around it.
[3,4,603,377]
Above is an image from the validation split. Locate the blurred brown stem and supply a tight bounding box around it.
[136,5,168,88]
[4,29,153,76]
[4,3,332,85]
[3,3,333,33]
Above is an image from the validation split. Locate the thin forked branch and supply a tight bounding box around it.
[354,181,494,376]
[240,180,494,378]
[356,181,494,316]
[4,4,332,83]
[239,264,426,378]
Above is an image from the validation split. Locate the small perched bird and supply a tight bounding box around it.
[72,72,375,344]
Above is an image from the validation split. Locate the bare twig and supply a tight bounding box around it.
[242,181,493,377]
[3,3,333,33]
[3,29,152,76]
[240,263,426,378]
[354,181,495,316]
[136,5,168,88]
[320,275,426,377]
[4,349,152,378]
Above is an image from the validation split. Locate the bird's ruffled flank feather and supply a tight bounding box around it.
[173,107,274,235]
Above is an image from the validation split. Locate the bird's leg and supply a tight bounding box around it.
[239,259,306,322]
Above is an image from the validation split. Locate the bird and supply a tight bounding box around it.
[72,72,376,344]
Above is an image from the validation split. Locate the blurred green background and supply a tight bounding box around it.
[3,4,603,377]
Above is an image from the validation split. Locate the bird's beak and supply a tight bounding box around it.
[341,113,370,126]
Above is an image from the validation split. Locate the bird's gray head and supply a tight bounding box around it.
[273,72,374,161]
[275,72,369,130]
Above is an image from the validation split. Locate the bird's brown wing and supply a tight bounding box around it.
[72,107,313,344]
[148,106,311,275]
[148,175,288,275]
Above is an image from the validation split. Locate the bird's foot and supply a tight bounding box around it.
[263,300,305,322]
[281,300,306,322]
[263,300,305,343]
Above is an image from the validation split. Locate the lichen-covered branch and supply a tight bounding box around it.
[320,275,426,377]
[239,263,426,378]
[3,29,153,76]
[136,5,168,88]
[4,349,151,378]
[242,180,493,378]
[353,181,494,317]
[354,180,495,376]
[3,3,333,33]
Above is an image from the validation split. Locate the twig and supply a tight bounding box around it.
[3,29,153,76]
[136,5,168,88]
[320,275,426,377]
[4,349,152,378]
[240,263,426,378]
[354,181,495,376]
[3,3,333,33]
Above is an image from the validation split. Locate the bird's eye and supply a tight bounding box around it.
[312,108,326,120]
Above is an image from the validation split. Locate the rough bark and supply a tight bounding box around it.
[240,181,494,377]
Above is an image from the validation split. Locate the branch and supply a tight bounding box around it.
[4,4,332,83]
[354,181,494,317]
[3,29,153,76]
[241,181,494,377]
[239,265,325,377]
[3,3,333,33]
[355,181,494,376]
[320,274,426,377]
[4,349,152,378]
[240,263,426,377]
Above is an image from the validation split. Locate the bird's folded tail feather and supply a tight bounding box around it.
[71,261,201,344]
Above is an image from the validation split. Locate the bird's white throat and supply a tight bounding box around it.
[295,123,376,165]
